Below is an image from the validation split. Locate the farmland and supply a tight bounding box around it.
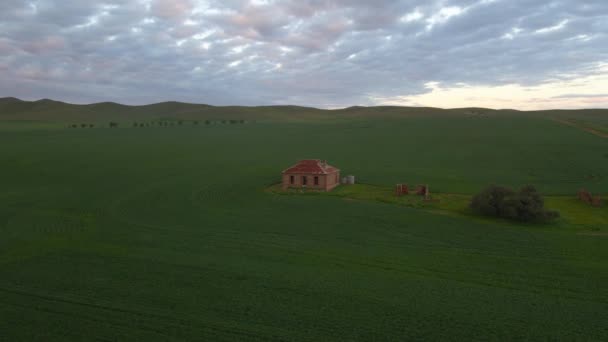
[1,100,608,340]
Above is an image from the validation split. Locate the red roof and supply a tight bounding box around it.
[282,159,340,175]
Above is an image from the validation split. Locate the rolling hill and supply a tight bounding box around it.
[1,96,607,340]
[3,97,607,124]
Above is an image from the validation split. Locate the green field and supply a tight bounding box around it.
[1,101,608,340]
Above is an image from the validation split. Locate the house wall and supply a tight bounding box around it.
[325,171,340,191]
[282,172,340,191]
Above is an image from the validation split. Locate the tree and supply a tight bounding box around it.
[109,122,119,128]
[470,185,514,217]
[89,124,94,128]
[471,185,559,222]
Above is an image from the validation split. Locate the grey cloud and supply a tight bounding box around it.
[0,0,607,108]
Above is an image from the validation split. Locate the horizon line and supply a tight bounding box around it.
[2,96,607,112]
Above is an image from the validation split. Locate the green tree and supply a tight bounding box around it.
[470,185,559,222]
[470,185,514,217]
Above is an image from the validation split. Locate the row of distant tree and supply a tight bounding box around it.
[69,123,95,128]
[68,119,249,128]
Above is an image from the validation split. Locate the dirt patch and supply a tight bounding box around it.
[553,118,608,139]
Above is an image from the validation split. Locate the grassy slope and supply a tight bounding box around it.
[0,111,607,340]
[0,97,329,123]
[3,96,608,125]
[271,184,608,232]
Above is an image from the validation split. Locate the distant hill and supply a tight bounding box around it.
[0,97,606,123]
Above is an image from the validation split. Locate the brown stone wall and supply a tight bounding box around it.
[324,171,340,191]
[282,172,340,191]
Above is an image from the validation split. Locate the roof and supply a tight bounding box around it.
[282,159,340,175]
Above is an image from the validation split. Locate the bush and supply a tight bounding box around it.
[470,185,514,217]
[471,185,559,222]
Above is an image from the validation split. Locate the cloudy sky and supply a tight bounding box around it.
[1,0,607,109]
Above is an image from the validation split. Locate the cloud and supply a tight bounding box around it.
[553,93,608,99]
[372,63,608,110]
[151,0,194,20]
[0,0,607,109]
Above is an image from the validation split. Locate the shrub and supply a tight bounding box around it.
[471,185,559,222]
[470,185,514,217]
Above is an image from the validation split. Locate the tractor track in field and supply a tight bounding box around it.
[552,118,608,138]
[0,287,286,341]
[101,182,607,307]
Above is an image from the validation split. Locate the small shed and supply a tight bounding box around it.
[282,159,341,191]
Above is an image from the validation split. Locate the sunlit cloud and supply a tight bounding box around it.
[372,64,608,110]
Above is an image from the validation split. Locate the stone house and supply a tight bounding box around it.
[282,159,340,191]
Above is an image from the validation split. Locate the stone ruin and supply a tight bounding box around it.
[578,189,603,207]
[395,184,430,200]
[395,184,409,196]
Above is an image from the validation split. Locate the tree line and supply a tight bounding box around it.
[68,119,250,128]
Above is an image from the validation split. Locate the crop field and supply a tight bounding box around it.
[1,111,608,340]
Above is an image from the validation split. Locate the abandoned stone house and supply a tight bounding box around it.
[282,159,340,191]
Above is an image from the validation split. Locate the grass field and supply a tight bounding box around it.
[1,105,608,340]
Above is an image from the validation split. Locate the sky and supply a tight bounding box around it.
[1,0,607,110]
